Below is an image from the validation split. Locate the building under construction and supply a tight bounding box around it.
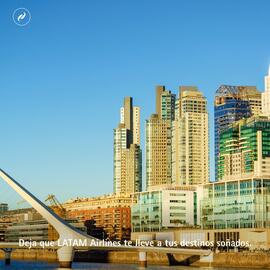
[214,85,262,181]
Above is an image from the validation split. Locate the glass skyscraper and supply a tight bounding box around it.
[218,116,270,181]
[214,85,261,181]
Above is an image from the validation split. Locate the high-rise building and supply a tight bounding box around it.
[156,85,176,121]
[214,85,261,180]
[121,105,140,145]
[146,87,175,189]
[114,97,142,194]
[172,86,209,185]
[120,144,142,194]
[155,85,165,119]
[262,66,270,116]
[114,124,128,193]
[132,106,140,145]
[146,114,172,188]
[243,86,262,116]
[217,115,270,181]
[122,97,133,146]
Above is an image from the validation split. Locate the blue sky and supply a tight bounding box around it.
[0,0,270,207]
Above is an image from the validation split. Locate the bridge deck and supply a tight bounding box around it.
[0,242,211,256]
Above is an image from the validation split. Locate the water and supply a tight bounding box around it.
[0,261,267,270]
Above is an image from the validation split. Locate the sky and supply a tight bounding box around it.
[0,0,270,208]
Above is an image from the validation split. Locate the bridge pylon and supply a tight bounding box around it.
[0,169,97,268]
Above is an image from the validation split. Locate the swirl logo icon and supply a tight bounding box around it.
[13,8,31,26]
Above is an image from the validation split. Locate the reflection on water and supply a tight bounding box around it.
[0,261,268,270]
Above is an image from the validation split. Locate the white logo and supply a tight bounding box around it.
[13,8,31,26]
[18,12,26,22]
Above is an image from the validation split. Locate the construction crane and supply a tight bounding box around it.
[45,194,66,218]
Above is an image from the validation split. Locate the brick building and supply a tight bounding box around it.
[63,193,133,240]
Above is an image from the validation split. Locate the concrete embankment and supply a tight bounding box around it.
[0,249,270,268]
[0,249,57,262]
[211,252,270,269]
[74,250,270,268]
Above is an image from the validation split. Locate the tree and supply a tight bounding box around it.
[84,219,108,240]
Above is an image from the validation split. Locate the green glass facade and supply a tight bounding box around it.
[161,91,176,121]
[132,191,162,232]
[218,116,270,180]
[201,178,270,230]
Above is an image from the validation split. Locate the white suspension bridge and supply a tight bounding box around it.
[0,169,212,268]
